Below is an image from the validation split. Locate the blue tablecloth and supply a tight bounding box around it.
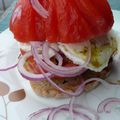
[0,0,120,33]
[0,1,17,33]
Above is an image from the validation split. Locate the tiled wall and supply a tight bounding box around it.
[0,0,16,10]
[109,0,120,10]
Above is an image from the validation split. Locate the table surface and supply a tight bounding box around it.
[0,0,120,33]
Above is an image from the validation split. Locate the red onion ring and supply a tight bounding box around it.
[30,41,43,48]
[27,76,108,120]
[69,97,75,119]
[11,5,22,24]
[31,41,90,77]
[18,41,111,120]
[0,63,18,71]
[42,42,63,66]
[30,42,63,65]
[33,43,108,96]
[97,97,120,113]
[30,45,110,96]
[47,104,99,120]
[68,78,110,118]
[69,77,85,119]
[20,41,111,120]
[32,60,84,96]
[28,107,55,120]
[53,53,63,66]
[42,41,91,70]
[30,0,49,18]
[31,46,85,77]
[31,56,110,96]
[18,52,53,81]
[28,104,99,120]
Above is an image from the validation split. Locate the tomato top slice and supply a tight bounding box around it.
[10,0,114,43]
[46,0,113,43]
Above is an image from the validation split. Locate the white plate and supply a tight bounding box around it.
[0,10,120,120]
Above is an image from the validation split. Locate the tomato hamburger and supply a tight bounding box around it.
[10,0,117,98]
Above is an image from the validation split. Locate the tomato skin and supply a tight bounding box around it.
[46,0,92,43]
[10,0,46,43]
[74,0,114,35]
[10,0,114,43]
[23,51,77,78]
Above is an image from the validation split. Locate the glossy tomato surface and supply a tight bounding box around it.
[10,0,114,43]
[10,0,47,42]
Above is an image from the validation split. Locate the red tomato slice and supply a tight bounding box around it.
[10,0,113,43]
[24,54,77,79]
[24,56,42,74]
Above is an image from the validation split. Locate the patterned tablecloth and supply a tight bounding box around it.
[0,0,120,33]
[0,1,120,119]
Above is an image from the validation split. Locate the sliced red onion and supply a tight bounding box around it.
[30,42,62,65]
[31,46,85,77]
[27,76,102,119]
[30,0,49,18]
[18,41,107,96]
[69,97,75,120]
[31,45,110,95]
[47,104,99,120]
[31,41,90,77]
[54,54,63,66]
[68,77,110,118]
[30,41,43,48]
[19,41,111,120]
[26,42,110,120]
[42,42,63,66]
[69,78,84,119]
[31,43,65,73]
[42,41,91,71]
[31,57,110,96]
[33,61,84,96]
[97,97,120,113]
[0,63,18,71]
[28,104,99,120]
[18,52,53,81]
[11,5,22,24]
[104,101,120,113]
[28,107,55,120]
[69,81,84,120]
